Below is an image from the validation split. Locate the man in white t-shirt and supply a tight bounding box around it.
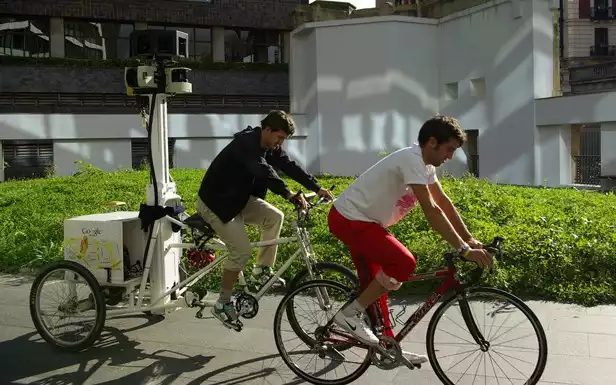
[328,115,493,364]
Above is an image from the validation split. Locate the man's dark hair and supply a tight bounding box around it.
[261,110,296,136]
[417,115,466,147]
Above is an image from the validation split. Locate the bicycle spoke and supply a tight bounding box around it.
[274,280,372,385]
[427,288,547,385]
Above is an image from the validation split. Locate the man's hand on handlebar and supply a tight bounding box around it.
[287,191,309,211]
[466,237,483,249]
[465,248,494,269]
[316,187,334,202]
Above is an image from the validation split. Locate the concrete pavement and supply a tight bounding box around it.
[1,273,615,384]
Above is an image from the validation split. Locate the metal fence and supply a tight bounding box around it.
[574,126,601,185]
[574,155,601,185]
[0,92,290,114]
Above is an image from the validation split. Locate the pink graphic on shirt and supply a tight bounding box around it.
[391,192,419,225]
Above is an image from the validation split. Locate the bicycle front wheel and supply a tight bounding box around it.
[273,279,374,385]
[426,286,548,385]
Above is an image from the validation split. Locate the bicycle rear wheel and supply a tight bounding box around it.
[273,279,374,385]
[426,286,548,385]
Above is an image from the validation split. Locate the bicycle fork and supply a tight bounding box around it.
[458,293,490,351]
[296,228,334,310]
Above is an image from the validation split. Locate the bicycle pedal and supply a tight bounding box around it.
[194,304,206,319]
[400,356,421,370]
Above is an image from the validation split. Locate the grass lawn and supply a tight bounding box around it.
[1,163,615,306]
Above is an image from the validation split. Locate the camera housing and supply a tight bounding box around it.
[124,30,193,96]
[165,67,192,94]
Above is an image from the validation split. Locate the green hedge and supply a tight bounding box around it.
[1,164,615,306]
[0,56,289,72]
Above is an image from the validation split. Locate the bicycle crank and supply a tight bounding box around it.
[235,293,259,319]
[371,336,422,371]
[372,336,403,370]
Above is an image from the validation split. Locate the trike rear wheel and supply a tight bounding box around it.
[29,260,107,352]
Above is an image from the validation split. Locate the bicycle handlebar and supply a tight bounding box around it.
[290,184,336,223]
[446,236,505,283]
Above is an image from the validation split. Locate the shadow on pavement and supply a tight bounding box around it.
[0,312,314,385]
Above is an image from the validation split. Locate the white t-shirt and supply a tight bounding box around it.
[334,145,438,228]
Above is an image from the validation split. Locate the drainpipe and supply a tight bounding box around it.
[559,0,564,58]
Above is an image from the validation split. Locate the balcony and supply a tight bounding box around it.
[589,43,616,57]
[590,4,615,21]
[569,61,616,83]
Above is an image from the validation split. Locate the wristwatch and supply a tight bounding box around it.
[456,243,471,258]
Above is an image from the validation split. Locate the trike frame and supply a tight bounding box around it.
[29,190,358,350]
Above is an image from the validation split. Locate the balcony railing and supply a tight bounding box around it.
[0,93,290,114]
[589,43,616,57]
[591,4,615,20]
[569,61,616,83]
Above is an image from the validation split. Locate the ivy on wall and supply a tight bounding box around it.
[0,56,289,72]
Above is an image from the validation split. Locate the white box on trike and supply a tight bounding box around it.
[63,211,147,285]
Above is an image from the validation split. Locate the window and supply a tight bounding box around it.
[463,130,479,177]
[2,140,54,180]
[591,27,610,56]
[131,139,175,170]
[0,17,50,57]
[579,0,591,19]
[224,28,283,63]
[595,27,608,45]
[444,82,458,100]
[147,25,212,61]
[65,19,134,60]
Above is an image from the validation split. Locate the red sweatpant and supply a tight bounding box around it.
[327,206,417,338]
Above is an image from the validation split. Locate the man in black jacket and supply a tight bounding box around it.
[196,110,334,329]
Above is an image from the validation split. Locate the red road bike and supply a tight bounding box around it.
[273,236,548,385]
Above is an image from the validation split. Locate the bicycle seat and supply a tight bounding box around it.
[184,213,216,236]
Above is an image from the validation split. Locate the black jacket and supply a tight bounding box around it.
[198,126,321,223]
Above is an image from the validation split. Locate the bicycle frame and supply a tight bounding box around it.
[326,237,504,349]
[103,194,327,317]
[388,262,462,343]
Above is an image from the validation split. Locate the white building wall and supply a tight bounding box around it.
[292,16,439,176]
[290,0,558,185]
[0,113,308,179]
[437,0,555,185]
[53,139,132,176]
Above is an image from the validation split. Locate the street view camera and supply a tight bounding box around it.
[124,29,193,95]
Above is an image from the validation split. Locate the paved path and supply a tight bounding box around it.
[1,273,615,384]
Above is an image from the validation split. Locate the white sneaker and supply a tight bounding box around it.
[333,310,379,345]
[402,350,428,365]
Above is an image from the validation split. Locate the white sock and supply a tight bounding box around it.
[342,300,365,317]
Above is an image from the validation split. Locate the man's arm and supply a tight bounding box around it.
[409,183,466,250]
[428,181,473,242]
[235,143,294,199]
[266,146,321,192]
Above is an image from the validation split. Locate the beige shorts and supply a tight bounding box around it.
[196,195,284,271]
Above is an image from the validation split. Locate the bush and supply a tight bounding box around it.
[1,165,615,306]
